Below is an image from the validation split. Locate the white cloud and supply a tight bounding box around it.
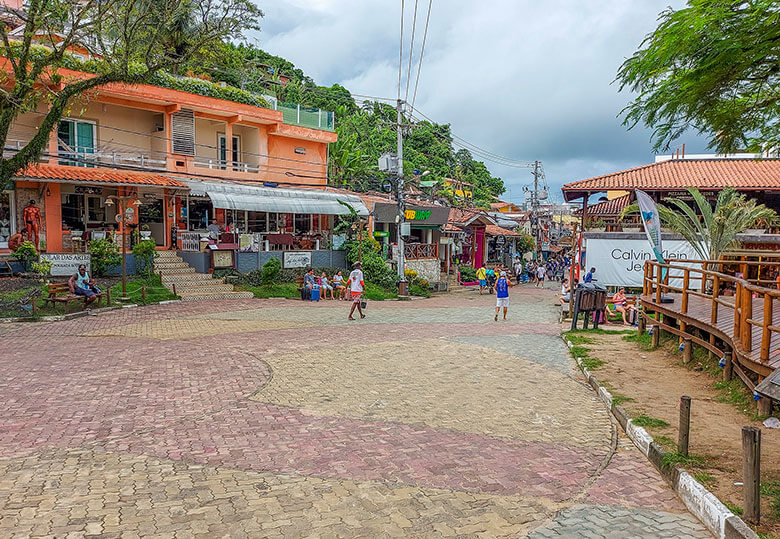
[252,0,708,195]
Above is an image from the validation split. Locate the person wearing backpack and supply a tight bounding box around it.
[494,271,513,321]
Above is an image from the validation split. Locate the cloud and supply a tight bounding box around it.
[253,0,708,198]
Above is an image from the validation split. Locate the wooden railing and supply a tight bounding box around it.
[643,259,780,364]
[404,243,439,260]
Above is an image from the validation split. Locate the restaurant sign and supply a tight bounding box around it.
[283,251,312,269]
[40,253,91,276]
[373,203,449,225]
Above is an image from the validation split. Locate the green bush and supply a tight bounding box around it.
[261,257,281,285]
[132,240,156,277]
[458,265,477,281]
[363,282,397,301]
[409,283,431,297]
[89,238,121,277]
[212,268,242,280]
[344,237,396,290]
[11,241,38,270]
[30,259,53,277]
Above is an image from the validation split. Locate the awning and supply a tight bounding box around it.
[182,179,369,216]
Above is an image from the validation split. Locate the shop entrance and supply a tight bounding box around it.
[139,198,165,246]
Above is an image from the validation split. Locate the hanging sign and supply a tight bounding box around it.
[373,231,389,238]
[283,251,312,268]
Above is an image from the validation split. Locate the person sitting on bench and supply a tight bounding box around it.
[606,287,633,325]
[68,264,101,310]
[303,268,316,300]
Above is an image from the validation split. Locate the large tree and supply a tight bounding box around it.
[0,0,261,189]
[618,0,780,153]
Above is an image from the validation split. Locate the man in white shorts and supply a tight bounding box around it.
[495,271,512,321]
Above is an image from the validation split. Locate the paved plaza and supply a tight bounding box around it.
[0,286,710,537]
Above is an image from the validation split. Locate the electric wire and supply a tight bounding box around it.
[404,0,419,104]
[410,0,432,113]
[397,0,405,103]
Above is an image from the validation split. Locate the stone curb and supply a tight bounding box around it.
[562,335,758,539]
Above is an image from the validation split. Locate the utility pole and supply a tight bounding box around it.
[396,98,407,295]
[532,160,540,261]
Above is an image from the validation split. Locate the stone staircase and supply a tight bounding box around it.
[154,251,253,302]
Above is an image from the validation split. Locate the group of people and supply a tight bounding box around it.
[303,263,367,321]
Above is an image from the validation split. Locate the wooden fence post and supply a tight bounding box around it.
[682,338,693,364]
[761,293,773,363]
[742,289,753,352]
[734,283,742,342]
[711,274,720,324]
[678,396,691,456]
[141,284,147,302]
[682,268,690,314]
[742,426,761,525]
[638,305,646,334]
[651,324,660,348]
[723,350,733,381]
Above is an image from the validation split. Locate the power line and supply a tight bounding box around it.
[410,0,432,113]
[397,0,405,102]
[404,0,419,104]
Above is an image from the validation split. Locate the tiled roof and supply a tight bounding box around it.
[561,159,780,200]
[19,164,186,187]
[573,194,631,217]
[448,208,482,223]
[485,224,522,237]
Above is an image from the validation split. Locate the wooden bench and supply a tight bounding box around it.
[561,295,639,324]
[43,283,110,313]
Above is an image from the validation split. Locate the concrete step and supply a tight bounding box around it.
[154,260,190,268]
[160,273,214,284]
[178,291,254,302]
[155,264,196,273]
[173,283,237,293]
[155,251,181,258]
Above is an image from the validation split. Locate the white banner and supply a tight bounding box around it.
[40,253,91,277]
[584,238,699,288]
[283,251,312,269]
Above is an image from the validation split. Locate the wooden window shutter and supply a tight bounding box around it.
[171,109,195,156]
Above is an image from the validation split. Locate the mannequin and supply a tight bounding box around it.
[22,199,41,249]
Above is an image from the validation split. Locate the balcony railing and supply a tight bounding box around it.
[405,243,439,260]
[276,102,335,131]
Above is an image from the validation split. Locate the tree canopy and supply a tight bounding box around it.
[0,0,261,190]
[617,0,780,153]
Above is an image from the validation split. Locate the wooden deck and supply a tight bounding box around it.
[641,293,780,379]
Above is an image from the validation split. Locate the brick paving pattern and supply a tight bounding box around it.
[0,285,711,537]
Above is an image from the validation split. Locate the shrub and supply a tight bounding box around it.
[409,283,431,298]
[458,265,477,281]
[261,257,281,285]
[132,240,156,277]
[344,237,396,290]
[30,259,53,277]
[89,238,121,277]
[11,241,38,270]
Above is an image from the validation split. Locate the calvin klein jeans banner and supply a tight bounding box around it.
[584,238,699,288]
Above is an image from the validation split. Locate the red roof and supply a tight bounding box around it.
[573,194,630,217]
[18,163,186,187]
[562,159,780,201]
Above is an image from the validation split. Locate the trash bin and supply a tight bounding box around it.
[592,284,607,312]
[577,283,596,311]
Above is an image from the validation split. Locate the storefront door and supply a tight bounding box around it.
[139,198,165,246]
[474,228,485,267]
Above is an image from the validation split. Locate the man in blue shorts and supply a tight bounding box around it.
[494,271,513,321]
[68,264,101,310]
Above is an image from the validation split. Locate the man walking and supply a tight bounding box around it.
[346,262,365,320]
[476,265,487,295]
[535,263,546,287]
[494,270,513,321]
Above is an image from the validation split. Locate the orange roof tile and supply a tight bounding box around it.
[18,164,186,188]
[562,159,780,201]
[485,224,522,237]
[573,194,631,217]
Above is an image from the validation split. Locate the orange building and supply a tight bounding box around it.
[0,64,340,254]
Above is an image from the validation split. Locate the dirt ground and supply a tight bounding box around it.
[571,326,780,537]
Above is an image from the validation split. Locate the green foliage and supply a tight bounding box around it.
[563,332,596,345]
[89,238,121,277]
[631,414,670,429]
[132,240,157,277]
[724,502,744,517]
[516,233,535,254]
[108,275,176,304]
[611,394,635,406]
[760,480,780,520]
[653,435,676,449]
[713,379,758,417]
[409,283,431,298]
[623,188,775,261]
[692,472,716,486]
[344,237,397,290]
[660,451,708,470]
[11,241,39,270]
[363,282,398,301]
[458,265,477,281]
[570,344,604,370]
[261,258,281,286]
[30,259,53,277]
[618,1,780,153]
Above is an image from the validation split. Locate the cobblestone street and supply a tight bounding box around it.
[0,286,710,537]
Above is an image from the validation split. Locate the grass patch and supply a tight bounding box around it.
[563,331,595,345]
[622,331,654,350]
[760,480,780,520]
[612,393,635,406]
[569,344,604,370]
[363,282,397,301]
[239,283,299,299]
[660,451,708,470]
[109,275,177,304]
[632,414,670,430]
[725,502,744,516]
[692,472,716,486]
[713,379,760,418]
[566,328,634,337]
[653,434,676,449]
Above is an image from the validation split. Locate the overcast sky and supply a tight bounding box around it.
[250,0,706,203]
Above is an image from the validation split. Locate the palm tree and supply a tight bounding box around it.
[622,188,775,261]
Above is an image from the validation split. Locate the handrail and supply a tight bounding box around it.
[644,259,779,365]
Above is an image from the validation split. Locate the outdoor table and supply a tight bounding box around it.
[267,233,294,249]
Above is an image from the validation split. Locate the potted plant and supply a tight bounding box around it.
[140,223,152,240]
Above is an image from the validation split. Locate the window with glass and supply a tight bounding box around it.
[62,193,85,230]
[248,211,267,232]
[86,196,105,223]
[58,119,96,167]
[0,191,11,248]
[294,213,312,234]
[188,198,211,230]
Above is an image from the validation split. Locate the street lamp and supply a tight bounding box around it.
[105,194,142,300]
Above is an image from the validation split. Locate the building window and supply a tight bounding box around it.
[248,211,268,233]
[0,191,13,248]
[62,193,85,231]
[294,213,311,234]
[58,119,96,167]
[86,196,106,223]
[218,134,241,170]
[188,198,211,230]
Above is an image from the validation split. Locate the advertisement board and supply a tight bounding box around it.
[40,253,91,276]
[584,238,700,288]
[283,251,312,269]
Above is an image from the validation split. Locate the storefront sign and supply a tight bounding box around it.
[584,237,699,288]
[373,231,389,238]
[283,251,312,268]
[373,203,449,225]
[211,249,235,269]
[404,209,432,220]
[40,253,91,276]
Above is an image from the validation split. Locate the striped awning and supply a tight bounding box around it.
[182,179,369,216]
